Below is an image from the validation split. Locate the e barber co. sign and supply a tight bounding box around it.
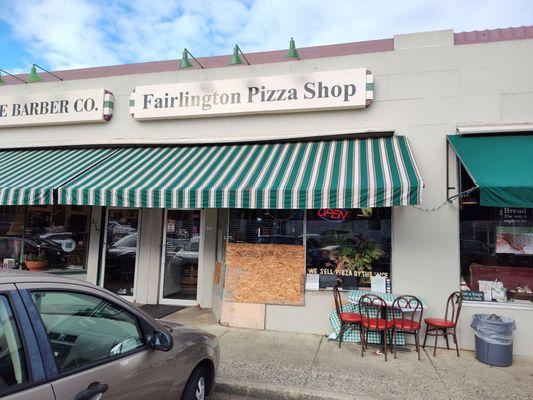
[0,89,114,128]
[130,68,373,120]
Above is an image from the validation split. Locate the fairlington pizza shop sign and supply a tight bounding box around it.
[130,68,373,120]
[0,89,114,128]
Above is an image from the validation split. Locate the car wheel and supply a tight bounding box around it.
[181,366,208,400]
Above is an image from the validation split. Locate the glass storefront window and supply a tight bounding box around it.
[0,205,91,272]
[103,209,140,296]
[0,206,25,268]
[459,164,533,303]
[22,206,91,273]
[228,209,304,245]
[460,205,533,303]
[162,210,202,301]
[226,208,390,291]
[306,208,391,290]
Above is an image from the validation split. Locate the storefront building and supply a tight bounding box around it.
[1,27,532,355]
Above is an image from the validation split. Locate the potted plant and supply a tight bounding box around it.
[25,250,48,271]
[329,239,384,286]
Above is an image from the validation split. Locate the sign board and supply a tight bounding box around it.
[496,208,533,255]
[461,290,485,302]
[317,208,350,222]
[0,89,113,128]
[130,68,373,120]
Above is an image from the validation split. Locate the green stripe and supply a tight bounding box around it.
[385,139,402,206]
[372,138,385,206]
[397,137,421,205]
[56,137,423,209]
[0,148,113,205]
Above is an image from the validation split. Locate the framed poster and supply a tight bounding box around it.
[496,208,533,255]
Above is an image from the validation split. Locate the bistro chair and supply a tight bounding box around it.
[333,284,362,348]
[358,293,392,361]
[423,291,462,357]
[391,295,424,360]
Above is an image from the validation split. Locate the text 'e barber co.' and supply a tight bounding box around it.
[0,89,114,128]
[130,68,373,121]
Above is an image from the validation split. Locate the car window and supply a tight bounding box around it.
[30,291,144,373]
[0,295,28,392]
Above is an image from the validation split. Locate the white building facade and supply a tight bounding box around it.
[1,27,532,355]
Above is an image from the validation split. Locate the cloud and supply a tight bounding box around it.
[1,0,532,71]
[1,0,121,69]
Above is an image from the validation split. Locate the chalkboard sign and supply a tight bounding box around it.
[461,290,485,301]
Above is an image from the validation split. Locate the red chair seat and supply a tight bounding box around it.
[425,318,456,328]
[340,312,362,323]
[392,320,420,331]
[362,317,392,330]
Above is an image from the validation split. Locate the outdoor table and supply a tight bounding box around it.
[329,289,428,346]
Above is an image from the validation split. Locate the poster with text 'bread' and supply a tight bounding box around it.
[224,243,305,305]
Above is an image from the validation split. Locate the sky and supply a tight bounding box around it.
[0,0,532,73]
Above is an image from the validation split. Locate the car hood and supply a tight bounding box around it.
[157,319,216,342]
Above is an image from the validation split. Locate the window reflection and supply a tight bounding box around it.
[163,210,201,300]
[104,209,139,296]
[460,205,533,302]
[306,208,391,290]
[0,206,90,272]
[228,209,304,245]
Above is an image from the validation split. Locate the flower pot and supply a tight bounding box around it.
[25,260,48,271]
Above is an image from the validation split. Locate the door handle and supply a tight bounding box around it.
[73,382,109,400]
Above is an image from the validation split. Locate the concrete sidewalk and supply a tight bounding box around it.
[165,307,533,400]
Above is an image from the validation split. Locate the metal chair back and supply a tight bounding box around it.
[333,284,343,318]
[358,293,388,323]
[445,291,462,324]
[392,295,423,329]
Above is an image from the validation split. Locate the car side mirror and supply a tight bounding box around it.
[149,330,173,352]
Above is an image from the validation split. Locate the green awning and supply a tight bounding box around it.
[0,148,117,205]
[448,134,533,207]
[58,136,423,209]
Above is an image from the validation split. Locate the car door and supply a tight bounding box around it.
[0,283,55,400]
[17,282,175,400]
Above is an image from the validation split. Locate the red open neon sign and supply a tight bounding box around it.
[317,208,349,222]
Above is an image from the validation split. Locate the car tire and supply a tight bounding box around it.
[181,366,209,400]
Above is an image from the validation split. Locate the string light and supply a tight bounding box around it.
[412,186,479,213]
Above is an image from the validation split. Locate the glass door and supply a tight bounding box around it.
[160,210,202,305]
[101,208,141,301]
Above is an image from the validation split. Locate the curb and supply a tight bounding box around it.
[215,380,373,400]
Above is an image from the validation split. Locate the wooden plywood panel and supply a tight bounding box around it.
[224,243,305,305]
[220,301,265,330]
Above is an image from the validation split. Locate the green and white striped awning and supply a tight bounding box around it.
[0,148,116,205]
[58,136,423,209]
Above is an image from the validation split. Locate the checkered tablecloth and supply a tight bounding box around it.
[329,290,427,345]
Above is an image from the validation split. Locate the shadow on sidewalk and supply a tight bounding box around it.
[164,307,533,400]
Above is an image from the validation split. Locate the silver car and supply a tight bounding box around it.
[0,270,219,400]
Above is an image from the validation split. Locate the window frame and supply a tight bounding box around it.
[23,205,92,274]
[0,286,47,397]
[458,204,533,303]
[159,208,205,307]
[18,284,152,382]
[226,208,393,292]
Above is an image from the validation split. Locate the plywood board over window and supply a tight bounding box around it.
[224,243,305,305]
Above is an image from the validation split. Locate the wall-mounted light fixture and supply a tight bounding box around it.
[229,45,250,65]
[27,64,63,83]
[0,68,27,84]
[180,48,205,69]
[285,37,300,59]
